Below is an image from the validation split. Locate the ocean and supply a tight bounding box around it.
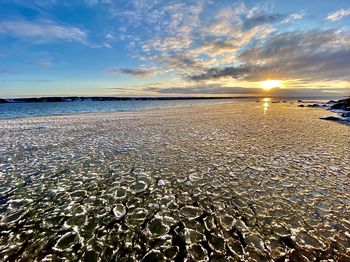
[0,99,242,119]
[0,97,339,119]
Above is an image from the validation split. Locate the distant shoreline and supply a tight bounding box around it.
[0,96,254,104]
[0,95,345,104]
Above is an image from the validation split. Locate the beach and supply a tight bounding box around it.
[0,101,349,261]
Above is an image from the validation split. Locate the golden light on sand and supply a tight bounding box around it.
[260,80,283,90]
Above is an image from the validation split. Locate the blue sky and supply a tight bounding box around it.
[0,0,350,98]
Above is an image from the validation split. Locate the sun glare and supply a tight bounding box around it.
[260,80,283,90]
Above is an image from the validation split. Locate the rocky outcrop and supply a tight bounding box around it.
[329,97,350,111]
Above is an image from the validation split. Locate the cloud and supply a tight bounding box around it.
[282,12,304,24]
[142,84,349,96]
[108,67,155,77]
[189,66,253,81]
[144,85,261,95]
[238,30,350,81]
[185,29,350,84]
[326,8,350,21]
[242,14,285,30]
[121,3,280,79]
[37,59,52,67]
[83,0,112,6]
[106,1,349,95]
[0,19,87,43]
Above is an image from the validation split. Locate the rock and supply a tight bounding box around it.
[307,104,320,107]
[297,104,305,107]
[320,116,344,121]
[330,97,350,111]
[341,112,350,118]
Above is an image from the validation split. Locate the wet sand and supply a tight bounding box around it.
[0,101,349,261]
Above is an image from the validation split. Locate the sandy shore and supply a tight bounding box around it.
[0,102,349,261]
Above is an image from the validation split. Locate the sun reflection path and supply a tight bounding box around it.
[262,98,270,114]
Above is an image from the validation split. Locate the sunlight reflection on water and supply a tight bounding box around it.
[262,97,270,114]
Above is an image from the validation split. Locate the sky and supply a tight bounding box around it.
[0,0,350,98]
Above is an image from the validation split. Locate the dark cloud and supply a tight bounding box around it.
[239,30,350,81]
[243,14,285,30]
[188,30,350,83]
[144,85,349,96]
[238,30,340,61]
[277,88,350,97]
[189,66,252,81]
[108,67,155,77]
[155,55,201,71]
[144,85,261,95]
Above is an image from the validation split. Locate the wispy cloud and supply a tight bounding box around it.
[125,3,277,77]
[108,67,155,77]
[36,59,53,67]
[282,12,304,24]
[326,8,350,21]
[0,19,87,43]
[242,13,285,30]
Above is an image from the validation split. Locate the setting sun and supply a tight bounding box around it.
[260,80,283,90]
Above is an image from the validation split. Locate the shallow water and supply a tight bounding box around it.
[0,101,349,261]
[0,99,245,119]
[0,97,341,120]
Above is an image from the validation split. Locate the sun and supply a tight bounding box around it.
[260,80,283,90]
